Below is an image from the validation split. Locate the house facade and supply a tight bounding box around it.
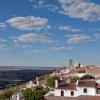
[11,92,24,100]
[46,80,100,97]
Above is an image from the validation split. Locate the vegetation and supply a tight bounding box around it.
[38,74,50,81]
[47,76,59,88]
[70,77,80,83]
[0,89,13,100]
[80,74,95,80]
[22,86,49,100]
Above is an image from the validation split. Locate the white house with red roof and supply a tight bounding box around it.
[45,80,100,97]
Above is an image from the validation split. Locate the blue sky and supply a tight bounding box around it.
[0,0,100,67]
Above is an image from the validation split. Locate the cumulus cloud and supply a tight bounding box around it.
[7,16,48,31]
[0,23,7,29]
[0,38,7,43]
[0,38,7,50]
[59,25,82,32]
[66,34,94,44]
[58,0,100,21]
[33,0,59,13]
[49,46,74,52]
[94,34,100,39]
[15,33,53,44]
[33,0,45,9]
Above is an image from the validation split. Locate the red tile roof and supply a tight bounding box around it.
[96,84,100,88]
[77,69,86,73]
[78,80,97,87]
[56,83,76,90]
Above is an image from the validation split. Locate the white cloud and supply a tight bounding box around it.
[44,4,59,13]
[33,0,45,9]
[33,0,59,13]
[32,49,44,53]
[49,46,74,52]
[7,16,48,31]
[0,23,7,29]
[0,38,7,50]
[0,39,6,43]
[0,44,5,50]
[66,34,94,44]
[94,34,100,39]
[59,25,81,32]
[15,33,53,44]
[58,0,100,21]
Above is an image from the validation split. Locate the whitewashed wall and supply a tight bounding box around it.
[77,87,96,96]
[54,87,96,97]
[77,73,86,77]
[54,89,79,97]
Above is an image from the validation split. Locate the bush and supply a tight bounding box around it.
[47,76,59,88]
[80,74,95,80]
[70,77,79,83]
[22,86,49,100]
[0,89,13,100]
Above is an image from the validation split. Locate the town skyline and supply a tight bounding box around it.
[0,0,100,66]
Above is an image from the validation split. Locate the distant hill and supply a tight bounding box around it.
[0,66,61,71]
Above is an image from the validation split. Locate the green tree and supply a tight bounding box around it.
[70,77,79,83]
[47,76,59,88]
[22,86,49,100]
[33,86,47,100]
[80,74,95,80]
[0,89,13,100]
[22,88,34,100]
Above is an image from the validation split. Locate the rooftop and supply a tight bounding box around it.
[56,83,76,90]
[78,80,97,87]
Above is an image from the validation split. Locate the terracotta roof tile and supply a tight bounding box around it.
[56,83,76,90]
[96,84,100,88]
[78,80,97,87]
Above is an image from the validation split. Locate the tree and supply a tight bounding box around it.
[0,89,13,100]
[22,88,33,100]
[80,74,95,80]
[47,76,59,88]
[33,86,47,100]
[70,77,79,83]
[22,86,49,100]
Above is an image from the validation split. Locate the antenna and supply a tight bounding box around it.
[69,59,73,67]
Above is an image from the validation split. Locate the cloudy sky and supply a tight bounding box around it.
[0,0,100,67]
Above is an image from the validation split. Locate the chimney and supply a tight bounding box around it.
[36,77,39,85]
[66,79,70,84]
[76,80,79,85]
[60,77,63,80]
[55,80,58,88]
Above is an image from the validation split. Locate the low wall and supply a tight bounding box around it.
[44,96,100,100]
[44,96,78,100]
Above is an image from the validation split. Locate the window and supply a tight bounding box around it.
[71,91,74,96]
[97,89,100,94]
[83,88,87,93]
[61,91,64,96]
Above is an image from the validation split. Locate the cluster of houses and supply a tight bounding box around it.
[44,64,100,100]
[45,79,100,97]
[7,63,100,100]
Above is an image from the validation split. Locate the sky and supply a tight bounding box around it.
[0,0,100,67]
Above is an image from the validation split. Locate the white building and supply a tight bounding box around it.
[46,80,100,97]
[26,81,36,88]
[11,92,24,100]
